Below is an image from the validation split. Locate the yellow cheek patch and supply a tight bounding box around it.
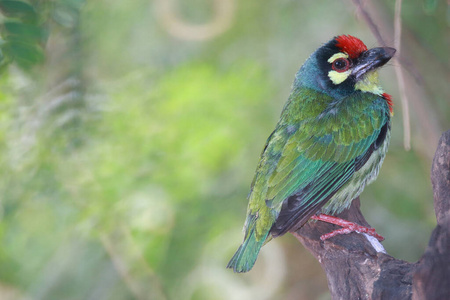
[328,69,351,85]
[327,52,348,63]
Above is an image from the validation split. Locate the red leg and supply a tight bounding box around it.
[310,214,384,241]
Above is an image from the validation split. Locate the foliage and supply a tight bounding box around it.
[0,0,45,69]
[0,0,448,299]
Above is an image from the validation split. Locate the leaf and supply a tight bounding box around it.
[2,21,44,43]
[1,40,44,68]
[0,0,37,21]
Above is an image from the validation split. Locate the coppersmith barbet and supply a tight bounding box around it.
[227,35,396,273]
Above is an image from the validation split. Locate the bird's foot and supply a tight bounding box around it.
[310,214,384,242]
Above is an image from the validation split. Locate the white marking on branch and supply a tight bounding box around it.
[363,233,387,253]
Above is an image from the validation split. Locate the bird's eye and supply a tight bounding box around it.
[332,58,350,72]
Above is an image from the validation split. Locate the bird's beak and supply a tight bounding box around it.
[352,47,396,81]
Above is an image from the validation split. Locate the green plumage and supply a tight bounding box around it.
[228,36,395,273]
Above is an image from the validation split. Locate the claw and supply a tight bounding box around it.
[310,214,384,241]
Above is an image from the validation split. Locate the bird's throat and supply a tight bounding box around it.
[355,72,383,95]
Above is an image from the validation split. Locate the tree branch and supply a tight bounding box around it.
[292,130,450,300]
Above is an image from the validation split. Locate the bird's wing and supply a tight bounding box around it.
[247,91,389,239]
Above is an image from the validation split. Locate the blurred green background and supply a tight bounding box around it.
[0,0,448,299]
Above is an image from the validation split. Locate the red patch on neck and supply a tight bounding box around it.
[335,35,368,59]
[382,93,394,115]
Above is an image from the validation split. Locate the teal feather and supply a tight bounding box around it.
[226,227,269,273]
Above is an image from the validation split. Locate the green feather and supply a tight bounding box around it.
[226,226,269,273]
[228,87,390,271]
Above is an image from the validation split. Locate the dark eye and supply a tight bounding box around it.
[332,58,350,72]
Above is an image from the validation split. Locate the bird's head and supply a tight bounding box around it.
[295,35,396,98]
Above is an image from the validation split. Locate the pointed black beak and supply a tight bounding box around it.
[352,47,396,81]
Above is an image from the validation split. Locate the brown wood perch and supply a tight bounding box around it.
[292,130,450,300]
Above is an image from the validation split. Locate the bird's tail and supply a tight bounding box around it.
[226,228,269,273]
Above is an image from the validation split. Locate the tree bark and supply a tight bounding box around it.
[292,130,450,300]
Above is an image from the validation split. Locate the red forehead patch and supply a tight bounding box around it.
[335,35,368,59]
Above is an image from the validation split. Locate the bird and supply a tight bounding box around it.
[227,35,396,273]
